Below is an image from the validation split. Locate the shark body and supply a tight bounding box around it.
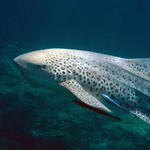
[14,49,150,124]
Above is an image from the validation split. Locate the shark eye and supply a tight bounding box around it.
[36,65,41,68]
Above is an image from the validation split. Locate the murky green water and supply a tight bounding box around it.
[0,0,150,149]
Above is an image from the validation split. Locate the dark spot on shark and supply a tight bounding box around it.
[101,86,106,91]
[90,88,93,92]
[122,98,125,101]
[96,94,99,97]
[42,65,46,69]
[134,102,136,106]
[111,87,113,90]
[115,89,118,93]
[67,70,71,73]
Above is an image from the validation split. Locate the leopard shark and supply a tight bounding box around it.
[14,48,150,124]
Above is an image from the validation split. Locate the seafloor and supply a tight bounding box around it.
[0,40,150,150]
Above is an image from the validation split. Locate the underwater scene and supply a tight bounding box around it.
[0,0,150,149]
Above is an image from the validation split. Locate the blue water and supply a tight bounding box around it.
[0,0,150,149]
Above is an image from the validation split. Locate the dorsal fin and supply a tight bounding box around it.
[103,58,150,97]
[123,58,150,81]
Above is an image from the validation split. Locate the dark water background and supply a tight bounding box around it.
[0,0,150,149]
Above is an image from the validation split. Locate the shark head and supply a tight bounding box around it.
[14,49,73,90]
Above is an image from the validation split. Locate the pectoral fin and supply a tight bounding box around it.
[60,79,111,112]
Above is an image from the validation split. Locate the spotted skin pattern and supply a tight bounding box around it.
[15,49,150,124]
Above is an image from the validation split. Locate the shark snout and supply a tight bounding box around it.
[14,53,33,64]
[14,51,44,68]
[14,51,45,79]
[14,53,30,69]
[14,55,24,69]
